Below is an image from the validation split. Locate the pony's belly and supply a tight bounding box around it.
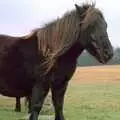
[0,86,30,97]
[0,76,32,97]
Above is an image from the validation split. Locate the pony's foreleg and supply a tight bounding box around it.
[51,81,68,120]
[29,82,49,120]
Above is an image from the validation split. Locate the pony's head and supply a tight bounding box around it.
[75,3,113,63]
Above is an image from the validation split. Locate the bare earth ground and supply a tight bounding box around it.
[72,65,120,84]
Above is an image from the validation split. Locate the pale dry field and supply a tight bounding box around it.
[72,65,120,84]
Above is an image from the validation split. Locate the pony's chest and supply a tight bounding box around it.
[52,60,77,81]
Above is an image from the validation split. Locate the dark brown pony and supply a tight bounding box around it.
[0,3,113,120]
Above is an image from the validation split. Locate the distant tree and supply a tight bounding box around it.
[77,47,120,66]
[109,47,120,64]
[77,50,100,66]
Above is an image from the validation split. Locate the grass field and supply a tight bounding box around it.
[0,65,120,120]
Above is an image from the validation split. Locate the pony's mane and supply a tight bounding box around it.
[81,4,104,30]
[24,3,104,75]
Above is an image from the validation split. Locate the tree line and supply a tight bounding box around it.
[77,47,120,66]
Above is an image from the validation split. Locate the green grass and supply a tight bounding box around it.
[64,82,120,120]
[1,82,120,120]
[0,108,25,120]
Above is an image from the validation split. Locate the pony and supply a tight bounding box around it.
[0,3,113,120]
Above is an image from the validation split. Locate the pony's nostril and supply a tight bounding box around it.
[103,49,112,60]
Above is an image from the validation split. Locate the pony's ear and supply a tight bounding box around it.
[75,4,84,15]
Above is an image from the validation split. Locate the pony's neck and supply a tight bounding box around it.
[60,42,84,62]
[42,11,78,53]
[39,10,85,62]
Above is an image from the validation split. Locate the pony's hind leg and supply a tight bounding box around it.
[29,82,49,120]
[15,97,21,112]
[51,80,68,120]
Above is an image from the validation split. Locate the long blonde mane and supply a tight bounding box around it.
[23,3,104,75]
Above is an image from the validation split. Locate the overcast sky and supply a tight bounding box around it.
[0,0,119,47]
